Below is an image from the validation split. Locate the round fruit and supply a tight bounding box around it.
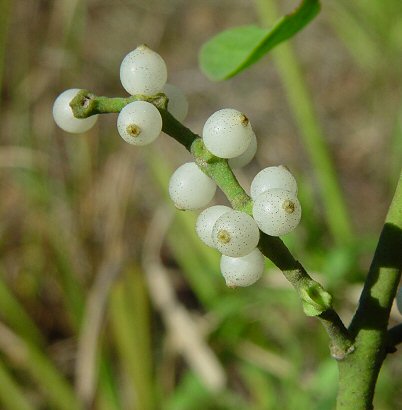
[163,83,188,122]
[120,45,167,96]
[228,133,257,169]
[168,162,216,210]
[220,249,265,287]
[250,166,297,200]
[212,210,259,257]
[202,108,255,158]
[117,101,162,145]
[196,205,232,248]
[53,89,98,133]
[252,188,301,236]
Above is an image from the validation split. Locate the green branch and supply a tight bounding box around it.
[70,91,354,358]
[336,171,402,410]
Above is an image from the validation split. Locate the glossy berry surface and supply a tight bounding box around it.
[228,133,257,169]
[168,162,216,210]
[252,188,301,236]
[212,210,259,257]
[196,205,232,248]
[53,89,98,133]
[120,45,167,96]
[202,108,255,158]
[220,249,265,287]
[117,101,162,145]
[250,166,298,200]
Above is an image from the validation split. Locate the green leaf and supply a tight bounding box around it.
[199,0,321,81]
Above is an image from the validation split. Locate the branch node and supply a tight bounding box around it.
[330,343,355,361]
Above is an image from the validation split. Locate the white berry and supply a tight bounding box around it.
[228,133,257,169]
[202,108,255,158]
[168,162,216,210]
[220,249,265,287]
[250,166,298,200]
[196,205,232,248]
[117,101,162,145]
[252,189,301,236]
[53,89,98,133]
[120,45,167,96]
[212,210,259,257]
[396,287,402,315]
[163,83,188,122]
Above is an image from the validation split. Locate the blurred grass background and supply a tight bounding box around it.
[0,0,401,409]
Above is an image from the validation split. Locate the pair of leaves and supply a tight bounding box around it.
[199,0,320,81]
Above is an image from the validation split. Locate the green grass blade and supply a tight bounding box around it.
[109,268,154,410]
[0,325,83,410]
[255,0,353,244]
[199,0,320,81]
[50,236,85,327]
[0,358,34,410]
[0,271,44,346]
[167,222,221,305]
[96,357,122,410]
[328,2,380,70]
[26,344,83,410]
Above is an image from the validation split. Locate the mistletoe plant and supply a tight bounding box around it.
[52,1,402,409]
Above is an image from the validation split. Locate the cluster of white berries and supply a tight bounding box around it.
[53,45,188,140]
[52,45,302,289]
[168,106,302,287]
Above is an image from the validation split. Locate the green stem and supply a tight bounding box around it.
[258,233,353,358]
[191,139,252,212]
[254,0,353,244]
[70,91,353,358]
[336,171,402,410]
[70,90,196,150]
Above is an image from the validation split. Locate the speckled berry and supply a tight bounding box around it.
[117,101,162,145]
[120,45,167,96]
[220,249,265,287]
[252,189,301,236]
[195,205,232,248]
[202,108,255,158]
[212,210,259,257]
[228,133,257,169]
[250,166,298,200]
[168,162,216,210]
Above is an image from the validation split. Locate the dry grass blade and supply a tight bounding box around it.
[74,251,123,406]
[142,205,227,392]
[75,152,135,406]
[236,341,293,379]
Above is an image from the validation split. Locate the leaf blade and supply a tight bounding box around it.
[199,0,321,81]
